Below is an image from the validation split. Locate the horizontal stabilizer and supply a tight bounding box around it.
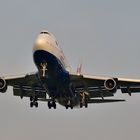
[88,99,126,104]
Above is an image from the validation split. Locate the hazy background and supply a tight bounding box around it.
[0,0,140,140]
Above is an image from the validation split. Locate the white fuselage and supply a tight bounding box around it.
[33,30,71,73]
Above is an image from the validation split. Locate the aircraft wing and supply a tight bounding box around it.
[1,72,140,103]
[3,73,46,98]
[70,74,140,98]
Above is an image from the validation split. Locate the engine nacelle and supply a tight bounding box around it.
[104,78,117,93]
[0,78,7,93]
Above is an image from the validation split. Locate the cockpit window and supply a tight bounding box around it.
[40,31,49,35]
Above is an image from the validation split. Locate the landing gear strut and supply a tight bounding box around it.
[30,96,38,108]
[80,92,89,108]
[40,62,47,77]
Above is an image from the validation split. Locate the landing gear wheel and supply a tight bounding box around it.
[85,100,88,108]
[70,105,73,109]
[30,97,33,102]
[30,102,33,108]
[48,101,51,109]
[85,103,88,108]
[65,105,73,109]
[53,102,56,109]
[48,100,56,109]
[35,102,38,108]
[65,99,74,109]
[65,105,69,109]
[80,102,88,108]
[30,96,38,108]
[80,103,83,108]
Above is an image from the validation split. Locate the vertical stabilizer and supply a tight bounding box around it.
[76,63,82,75]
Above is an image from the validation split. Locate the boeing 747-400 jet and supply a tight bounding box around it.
[0,30,140,109]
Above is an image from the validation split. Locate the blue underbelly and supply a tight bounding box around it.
[33,50,69,82]
[34,50,58,70]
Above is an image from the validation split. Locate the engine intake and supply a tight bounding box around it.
[0,78,7,93]
[104,78,117,93]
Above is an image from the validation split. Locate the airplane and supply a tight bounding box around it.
[0,29,140,109]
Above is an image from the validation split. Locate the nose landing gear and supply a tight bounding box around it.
[40,62,47,77]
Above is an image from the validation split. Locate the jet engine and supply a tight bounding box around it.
[104,78,117,93]
[0,78,7,93]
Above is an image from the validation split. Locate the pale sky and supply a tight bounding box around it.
[0,0,140,140]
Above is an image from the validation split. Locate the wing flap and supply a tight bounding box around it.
[120,86,140,93]
[75,86,114,98]
[118,78,140,94]
[13,86,46,98]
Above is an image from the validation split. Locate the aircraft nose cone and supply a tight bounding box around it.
[33,38,46,52]
[36,38,46,46]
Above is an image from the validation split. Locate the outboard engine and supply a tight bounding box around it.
[104,78,117,93]
[0,78,7,93]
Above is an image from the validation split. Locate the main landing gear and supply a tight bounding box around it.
[29,96,57,109]
[30,96,38,108]
[48,100,56,109]
[80,92,89,108]
[65,99,74,109]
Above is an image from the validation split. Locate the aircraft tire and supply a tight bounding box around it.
[80,103,83,108]
[53,102,56,109]
[85,103,88,108]
[48,101,51,109]
[30,102,33,108]
[35,102,38,108]
[65,105,69,109]
[70,105,73,109]
[85,100,88,108]
[30,97,33,102]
